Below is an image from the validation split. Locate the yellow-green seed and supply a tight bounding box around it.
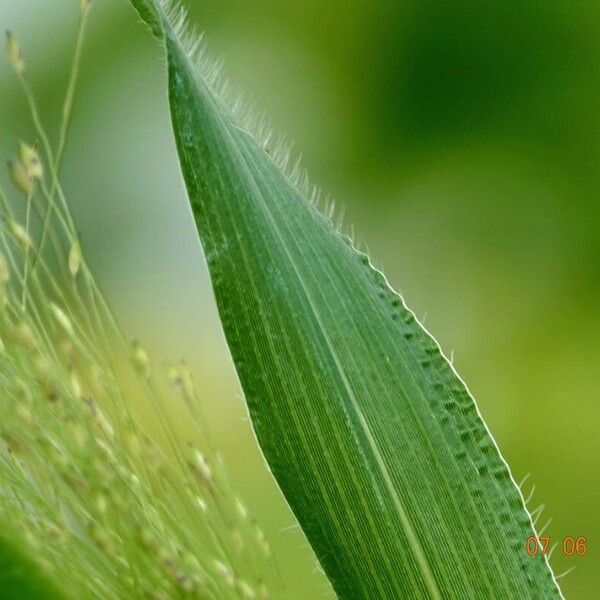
[50,303,74,336]
[237,580,257,600]
[131,340,150,378]
[191,448,212,484]
[6,31,25,75]
[70,371,82,400]
[89,523,112,554]
[96,494,108,514]
[68,241,81,278]
[195,495,208,513]
[9,220,32,249]
[213,560,235,587]
[235,497,248,521]
[19,141,43,180]
[255,526,270,557]
[8,160,34,196]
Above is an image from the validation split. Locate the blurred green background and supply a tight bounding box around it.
[1,0,599,597]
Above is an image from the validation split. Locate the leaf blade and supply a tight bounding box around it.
[131,3,563,598]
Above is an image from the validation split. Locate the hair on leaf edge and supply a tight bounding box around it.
[130,0,351,236]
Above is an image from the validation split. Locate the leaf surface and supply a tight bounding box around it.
[130,2,563,598]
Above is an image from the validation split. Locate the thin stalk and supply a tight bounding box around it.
[35,5,91,267]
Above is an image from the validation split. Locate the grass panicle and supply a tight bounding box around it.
[0,7,277,600]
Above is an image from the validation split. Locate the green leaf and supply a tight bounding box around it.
[0,533,64,599]
[130,2,563,598]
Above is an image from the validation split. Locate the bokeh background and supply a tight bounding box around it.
[1,1,599,597]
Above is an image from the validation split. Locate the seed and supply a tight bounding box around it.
[42,521,67,544]
[6,31,25,75]
[213,560,235,587]
[190,448,212,484]
[131,340,150,378]
[85,400,114,439]
[8,160,34,197]
[18,142,43,180]
[157,548,177,578]
[237,580,257,600]
[49,303,74,336]
[9,220,32,249]
[33,355,60,401]
[178,362,195,399]
[68,241,81,278]
[96,494,108,515]
[235,497,248,520]
[96,438,116,462]
[255,526,270,557]
[194,496,208,513]
[70,371,82,400]
[89,523,112,554]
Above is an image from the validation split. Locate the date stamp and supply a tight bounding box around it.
[526,536,588,557]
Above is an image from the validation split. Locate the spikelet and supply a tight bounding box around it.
[190,447,212,485]
[68,242,81,278]
[131,340,150,378]
[49,303,74,336]
[9,220,32,249]
[8,160,34,197]
[19,142,43,180]
[213,560,235,587]
[6,31,25,75]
